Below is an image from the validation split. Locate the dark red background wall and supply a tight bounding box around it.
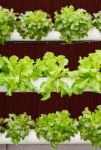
[0,0,101,119]
[1,0,101,15]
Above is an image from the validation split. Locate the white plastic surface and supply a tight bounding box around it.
[82,27,101,41]
[0,131,89,144]
[9,30,61,41]
[9,28,101,42]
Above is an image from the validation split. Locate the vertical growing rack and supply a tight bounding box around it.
[0,0,101,150]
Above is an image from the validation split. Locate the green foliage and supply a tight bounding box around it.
[0,118,6,133]
[33,52,69,78]
[35,52,69,100]
[35,52,68,77]
[2,106,101,148]
[0,6,16,44]
[78,50,101,71]
[0,55,35,95]
[5,113,35,145]
[93,11,101,31]
[69,70,89,95]
[0,50,101,99]
[54,5,93,43]
[0,52,69,97]
[17,10,53,40]
[79,105,101,148]
[0,55,21,95]
[40,77,72,100]
[70,50,101,95]
[18,56,35,92]
[35,110,77,148]
[0,5,100,44]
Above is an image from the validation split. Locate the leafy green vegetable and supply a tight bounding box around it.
[5,113,35,145]
[70,50,101,94]
[0,55,35,95]
[0,55,20,95]
[0,5,100,44]
[39,78,56,100]
[0,50,101,98]
[36,52,70,100]
[0,6,16,44]
[18,56,35,92]
[35,110,77,148]
[33,52,69,78]
[78,50,101,71]
[54,5,93,43]
[70,71,89,95]
[79,105,101,148]
[40,77,72,100]
[1,105,101,149]
[0,118,6,133]
[93,11,101,31]
[70,71,101,95]
[17,10,53,40]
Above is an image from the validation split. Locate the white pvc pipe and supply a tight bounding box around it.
[9,28,101,41]
[0,131,89,144]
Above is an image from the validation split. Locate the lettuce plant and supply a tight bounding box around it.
[93,11,101,31]
[5,113,35,145]
[33,52,69,78]
[0,50,101,98]
[35,110,77,148]
[0,118,6,133]
[70,50,101,94]
[0,55,20,95]
[77,50,101,93]
[79,105,101,148]
[0,55,35,95]
[17,10,53,40]
[54,5,93,43]
[17,56,35,92]
[69,70,88,95]
[40,77,72,100]
[0,6,16,44]
[35,52,70,100]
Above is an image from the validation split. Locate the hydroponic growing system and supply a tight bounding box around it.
[0,1,101,150]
